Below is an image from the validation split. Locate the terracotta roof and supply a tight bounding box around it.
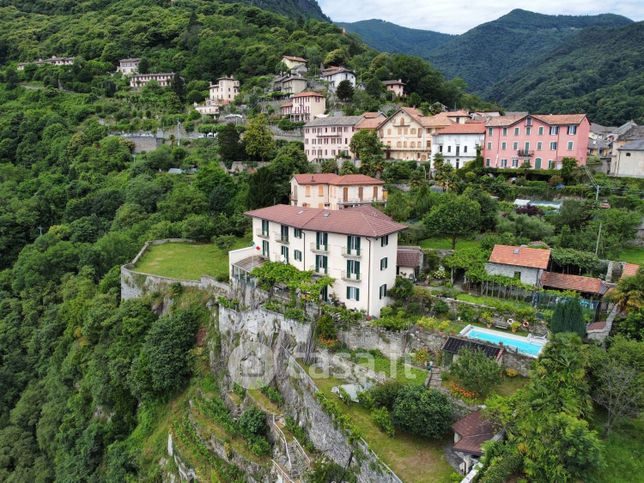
[488,245,551,269]
[321,66,354,76]
[532,114,587,125]
[397,247,423,268]
[540,272,606,295]
[422,111,453,128]
[586,321,607,331]
[442,337,502,358]
[622,263,640,279]
[283,55,307,62]
[281,101,293,107]
[452,411,496,456]
[446,109,470,117]
[292,91,324,98]
[356,112,387,130]
[344,204,391,220]
[246,204,406,237]
[293,173,384,186]
[435,122,486,135]
[485,114,527,127]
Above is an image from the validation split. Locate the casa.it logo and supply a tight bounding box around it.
[227,341,275,389]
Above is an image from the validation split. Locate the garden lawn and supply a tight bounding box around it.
[588,413,644,483]
[616,246,644,265]
[311,371,456,483]
[134,240,250,280]
[419,237,480,250]
[352,352,428,386]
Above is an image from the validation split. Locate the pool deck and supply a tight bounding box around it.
[459,325,547,358]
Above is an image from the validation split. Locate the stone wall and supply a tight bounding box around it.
[120,239,231,301]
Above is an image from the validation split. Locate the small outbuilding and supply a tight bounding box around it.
[452,410,500,475]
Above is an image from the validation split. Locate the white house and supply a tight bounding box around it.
[290,173,386,210]
[320,66,356,92]
[229,204,406,317]
[484,244,551,286]
[611,139,644,178]
[280,91,326,122]
[117,58,140,76]
[17,56,74,70]
[431,122,486,169]
[209,76,240,105]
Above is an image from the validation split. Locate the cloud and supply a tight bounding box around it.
[318,0,644,34]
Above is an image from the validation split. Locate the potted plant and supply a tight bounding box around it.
[510,321,521,333]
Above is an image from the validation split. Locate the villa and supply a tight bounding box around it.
[320,66,356,92]
[303,115,363,162]
[209,76,240,105]
[17,56,75,70]
[273,74,308,96]
[117,58,140,76]
[290,173,386,210]
[229,204,406,317]
[452,411,501,475]
[382,79,405,97]
[129,73,176,89]
[281,91,326,122]
[431,122,486,169]
[281,55,307,72]
[482,113,590,169]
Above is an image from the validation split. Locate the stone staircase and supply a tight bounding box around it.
[425,366,443,390]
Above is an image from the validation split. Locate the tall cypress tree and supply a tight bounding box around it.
[550,298,585,336]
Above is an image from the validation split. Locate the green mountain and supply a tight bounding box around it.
[485,22,644,125]
[337,19,454,58]
[425,9,633,92]
[222,0,329,21]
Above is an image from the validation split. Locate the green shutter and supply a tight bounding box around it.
[355,288,360,301]
[346,287,350,299]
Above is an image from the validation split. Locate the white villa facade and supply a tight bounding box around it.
[209,76,240,105]
[290,173,386,210]
[281,91,326,122]
[431,122,486,169]
[117,58,140,76]
[130,73,175,89]
[320,67,356,92]
[229,204,406,316]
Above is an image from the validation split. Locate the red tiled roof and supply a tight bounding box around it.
[446,109,470,117]
[541,272,606,295]
[356,112,387,130]
[344,204,391,220]
[485,114,527,127]
[586,321,607,331]
[488,245,551,269]
[246,204,406,237]
[397,247,423,268]
[292,91,324,98]
[293,173,384,186]
[622,263,639,279]
[283,55,306,62]
[435,122,486,135]
[532,114,587,125]
[452,411,495,456]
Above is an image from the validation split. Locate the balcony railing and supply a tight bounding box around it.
[274,233,289,244]
[256,230,269,239]
[341,271,361,282]
[310,243,328,253]
[342,248,362,258]
[308,265,328,275]
[517,149,534,157]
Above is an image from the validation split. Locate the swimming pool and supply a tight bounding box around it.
[460,325,547,358]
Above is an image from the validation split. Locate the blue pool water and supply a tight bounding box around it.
[464,328,545,357]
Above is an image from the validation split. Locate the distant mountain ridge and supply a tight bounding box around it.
[339,9,633,93]
[336,19,454,57]
[223,0,329,21]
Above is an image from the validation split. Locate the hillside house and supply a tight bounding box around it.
[609,124,644,177]
[396,246,424,280]
[290,173,386,210]
[452,411,501,475]
[281,91,326,122]
[482,113,590,169]
[383,79,405,97]
[194,99,220,116]
[229,204,406,316]
[540,272,607,299]
[17,56,75,70]
[117,58,140,76]
[130,73,175,89]
[485,245,551,286]
[273,74,308,95]
[281,55,307,72]
[209,76,240,105]
[431,122,486,169]
[320,66,356,92]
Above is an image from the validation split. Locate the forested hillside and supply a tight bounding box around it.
[337,19,454,58]
[484,22,644,125]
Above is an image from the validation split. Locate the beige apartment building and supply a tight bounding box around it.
[281,91,326,122]
[129,73,175,89]
[229,204,405,316]
[290,173,386,210]
[209,76,240,105]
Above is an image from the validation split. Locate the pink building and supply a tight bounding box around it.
[303,115,363,162]
[483,114,590,169]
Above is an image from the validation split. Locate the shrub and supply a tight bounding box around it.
[450,349,501,397]
[371,407,395,437]
[361,381,403,410]
[392,385,454,439]
[212,234,237,249]
[239,407,268,438]
[505,368,519,378]
[414,347,430,366]
[433,299,449,316]
[261,386,284,406]
[233,382,246,400]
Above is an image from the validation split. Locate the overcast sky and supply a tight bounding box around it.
[318,0,644,34]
